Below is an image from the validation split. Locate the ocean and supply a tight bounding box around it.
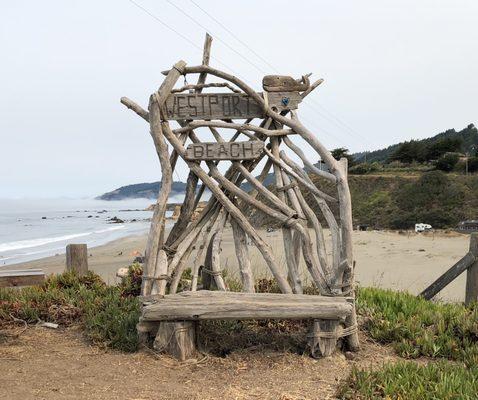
[0,198,168,267]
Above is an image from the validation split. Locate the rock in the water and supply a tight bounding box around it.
[107,216,124,224]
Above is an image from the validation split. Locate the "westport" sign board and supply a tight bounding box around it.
[163,92,301,121]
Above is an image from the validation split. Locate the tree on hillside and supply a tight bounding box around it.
[435,153,460,172]
[426,137,463,160]
[389,140,427,163]
[331,147,355,167]
[391,171,465,229]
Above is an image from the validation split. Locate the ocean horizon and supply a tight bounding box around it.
[0,197,181,267]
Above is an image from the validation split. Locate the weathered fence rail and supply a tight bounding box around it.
[420,233,478,304]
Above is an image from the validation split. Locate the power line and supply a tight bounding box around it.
[166,0,366,149]
[184,0,372,151]
[189,0,279,73]
[128,0,367,151]
[165,0,268,75]
[127,0,238,76]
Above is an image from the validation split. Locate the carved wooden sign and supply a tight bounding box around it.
[163,92,301,121]
[185,141,264,161]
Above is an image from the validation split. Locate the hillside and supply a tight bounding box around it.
[247,171,478,230]
[353,123,477,163]
[97,181,188,200]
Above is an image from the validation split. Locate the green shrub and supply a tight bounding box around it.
[435,153,460,172]
[357,287,478,366]
[338,361,478,400]
[0,271,140,352]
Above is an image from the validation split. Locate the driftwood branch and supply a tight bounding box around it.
[171,82,242,94]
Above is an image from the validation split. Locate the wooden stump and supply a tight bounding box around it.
[308,319,339,358]
[466,233,478,305]
[66,244,88,276]
[136,320,160,347]
[153,321,196,361]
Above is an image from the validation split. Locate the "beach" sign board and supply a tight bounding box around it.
[185,141,264,161]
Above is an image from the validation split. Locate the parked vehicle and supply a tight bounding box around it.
[415,223,432,233]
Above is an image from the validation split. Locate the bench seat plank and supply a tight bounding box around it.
[141,290,352,321]
[0,269,45,288]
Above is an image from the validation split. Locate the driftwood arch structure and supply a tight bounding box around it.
[121,34,359,359]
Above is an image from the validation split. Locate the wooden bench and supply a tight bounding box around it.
[138,291,353,360]
[0,269,45,288]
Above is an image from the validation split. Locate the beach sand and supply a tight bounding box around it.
[7,228,471,302]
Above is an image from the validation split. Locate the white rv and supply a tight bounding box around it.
[415,223,432,233]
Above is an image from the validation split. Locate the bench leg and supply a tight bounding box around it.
[308,319,339,358]
[136,320,159,347]
[153,321,196,361]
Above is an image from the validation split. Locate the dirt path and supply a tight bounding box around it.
[0,327,398,400]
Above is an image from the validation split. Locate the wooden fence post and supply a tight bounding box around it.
[465,233,478,305]
[66,244,88,276]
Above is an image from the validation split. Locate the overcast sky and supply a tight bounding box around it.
[1,0,476,198]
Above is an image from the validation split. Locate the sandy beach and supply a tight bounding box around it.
[6,228,471,302]
[5,228,469,301]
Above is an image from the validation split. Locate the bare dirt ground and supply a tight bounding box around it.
[0,326,398,400]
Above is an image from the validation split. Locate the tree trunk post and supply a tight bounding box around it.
[154,321,196,361]
[66,244,88,276]
[465,233,478,305]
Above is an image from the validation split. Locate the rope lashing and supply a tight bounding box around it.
[142,274,171,282]
[277,181,298,192]
[307,324,358,339]
[202,268,223,277]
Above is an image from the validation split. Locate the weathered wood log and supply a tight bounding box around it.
[189,204,222,291]
[282,136,335,182]
[0,269,45,288]
[171,82,242,94]
[272,149,337,203]
[165,170,199,247]
[421,252,476,300]
[270,137,303,294]
[308,319,339,357]
[231,216,255,292]
[201,210,227,291]
[120,97,149,122]
[210,211,228,291]
[160,121,293,294]
[283,155,340,277]
[142,60,186,296]
[136,320,159,347]
[153,321,196,361]
[142,291,353,321]
[197,32,212,86]
[163,33,213,249]
[150,249,168,296]
[175,120,294,137]
[466,233,478,305]
[66,244,88,276]
[300,78,324,99]
[336,158,360,351]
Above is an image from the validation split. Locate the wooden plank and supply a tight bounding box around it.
[163,91,301,121]
[141,291,353,321]
[465,233,478,305]
[65,244,88,276]
[420,251,476,300]
[185,141,264,161]
[0,269,45,288]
